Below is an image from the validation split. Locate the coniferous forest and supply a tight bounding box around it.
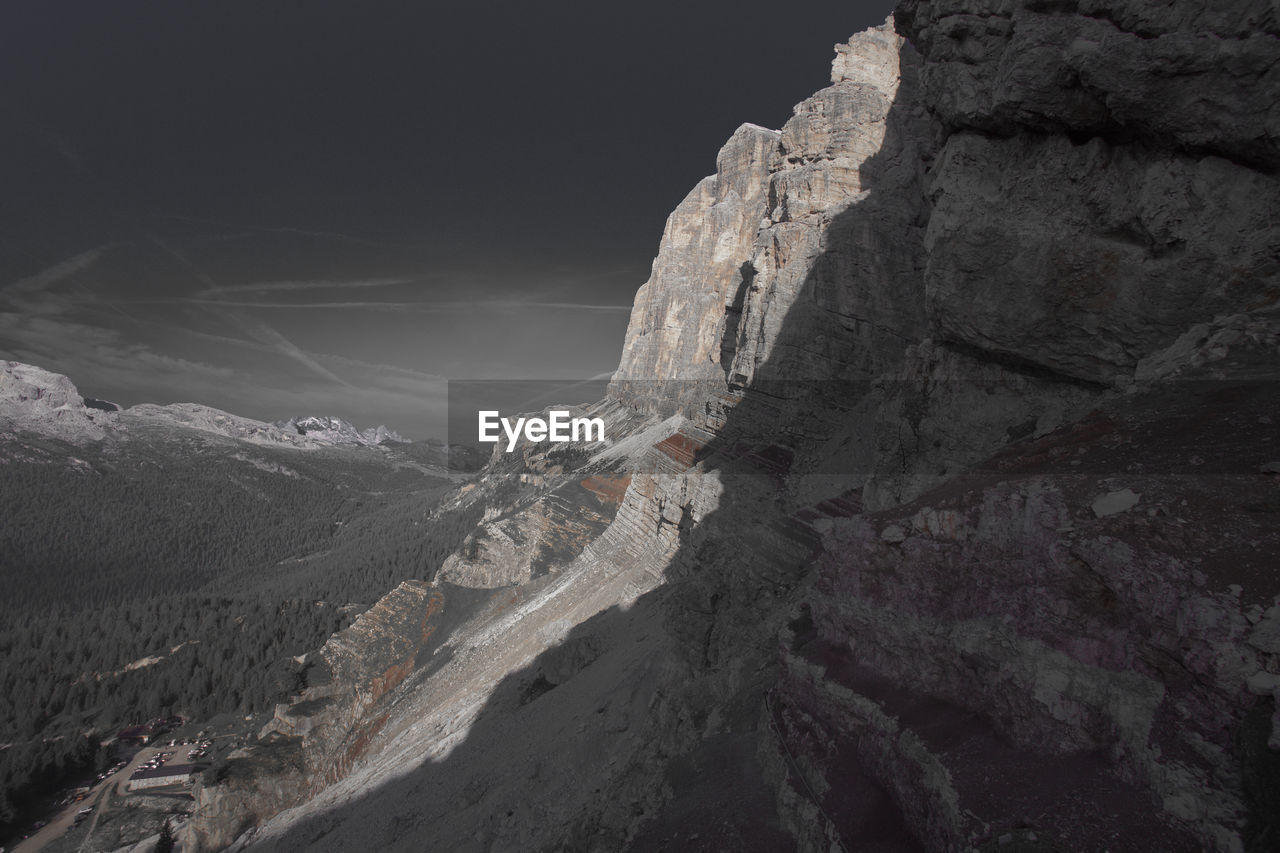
[0,433,483,835]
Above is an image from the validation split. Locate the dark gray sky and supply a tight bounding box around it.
[0,0,894,438]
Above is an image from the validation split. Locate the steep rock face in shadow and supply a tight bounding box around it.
[895,0,1280,166]
[776,330,1280,852]
[183,7,1279,852]
[767,4,1280,852]
[897,0,1280,385]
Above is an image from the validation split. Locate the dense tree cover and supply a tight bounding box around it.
[2,454,344,608]
[0,732,100,828]
[0,596,347,827]
[0,439,484,837]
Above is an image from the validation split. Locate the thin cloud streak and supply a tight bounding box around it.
[0,307,452,437]
[0,313,237,386]
[161,299,635,313]
[117,318,451,389]
[1,246,118,313]
[193,277,416,299]
[509,373,615,412]
[221,313,355,389]
[144,234,221,291]
[154,214,396,247]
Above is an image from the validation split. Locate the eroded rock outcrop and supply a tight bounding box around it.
[186,581,448,851]
[0,360,108,441]
[437,476,623,588]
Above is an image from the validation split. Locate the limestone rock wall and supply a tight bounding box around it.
[726,22,932,391]
[609,123,780,418]
[611,22,934,434]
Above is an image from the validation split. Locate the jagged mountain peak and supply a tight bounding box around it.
[275,415,406,446]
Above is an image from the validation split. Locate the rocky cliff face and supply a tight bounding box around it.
[0,360,109,441]
[193,6,1278,852]
[766,4,1280,851]
[186,581,451,851]
[611,22,933,433]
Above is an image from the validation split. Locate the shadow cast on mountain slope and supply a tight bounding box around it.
[255,33,930,853]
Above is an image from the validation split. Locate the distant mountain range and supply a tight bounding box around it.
[274,415,405,447]
[0,360,407,450]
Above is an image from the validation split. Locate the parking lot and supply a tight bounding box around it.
[11,737,211,853]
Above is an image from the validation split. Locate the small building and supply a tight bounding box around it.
[117,725,154,746]
[127,764,196,791]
